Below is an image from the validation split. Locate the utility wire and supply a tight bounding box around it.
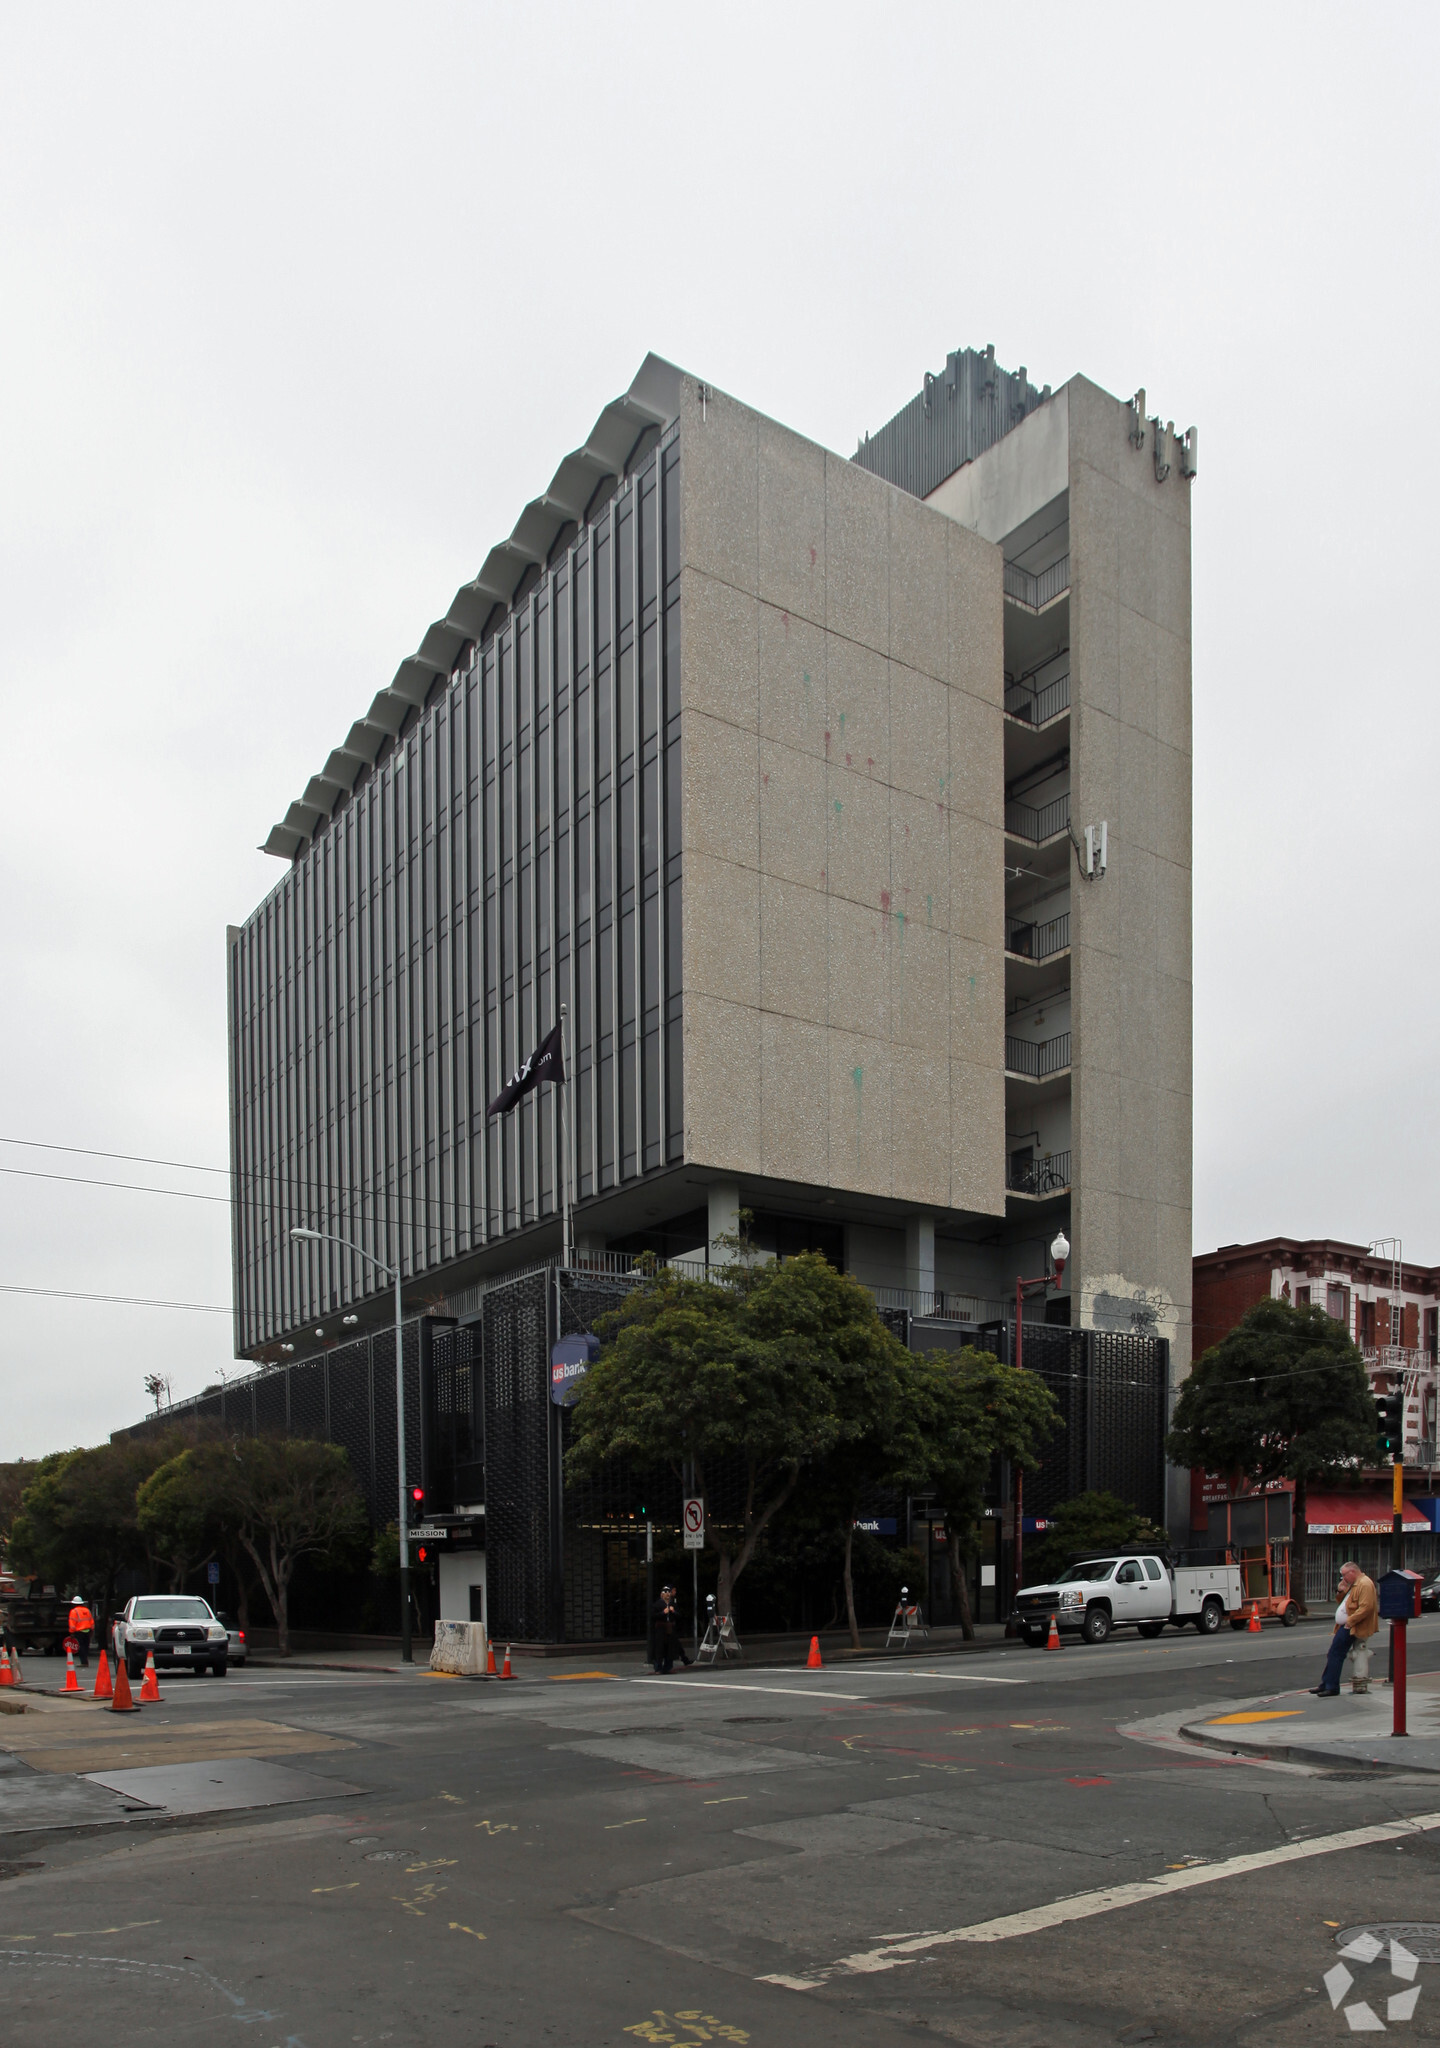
[0,1135,481,1225]
[0,1284,229,1314]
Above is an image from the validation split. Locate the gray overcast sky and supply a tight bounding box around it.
[2,6,1436,1457]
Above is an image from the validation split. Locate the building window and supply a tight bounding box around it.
[1427,1307,1438,1359]
[1358,1300,1375,1349]
[1295,1285,1310,1307]
[1327,1283,1349,1325]
[1393,1303,1403,1345]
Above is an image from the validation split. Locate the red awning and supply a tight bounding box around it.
[1303,1492,1431,1536]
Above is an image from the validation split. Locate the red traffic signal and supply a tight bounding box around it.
[411,1485,425,1505]
[416,1545,429,1563]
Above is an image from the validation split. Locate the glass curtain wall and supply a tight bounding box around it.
[230,432,684,1351]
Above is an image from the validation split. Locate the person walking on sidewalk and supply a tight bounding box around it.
[652,1584,692,1675]
[1310,1561,1378,1696]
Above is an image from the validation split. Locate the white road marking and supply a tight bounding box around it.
[838,1670,1028,1685]
[634,1679,867,1701]
[768,1809,1440,1984]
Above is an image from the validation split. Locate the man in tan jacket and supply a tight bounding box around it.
[1310,1562,1379,1696]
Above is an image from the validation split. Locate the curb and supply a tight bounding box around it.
[1181,1719,1440,1776]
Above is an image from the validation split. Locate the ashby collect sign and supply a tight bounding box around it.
[550,1334,600,1407]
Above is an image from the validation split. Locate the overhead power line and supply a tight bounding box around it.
[0,1284,230,1314]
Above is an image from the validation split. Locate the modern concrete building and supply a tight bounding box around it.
[201,346,1193,1638]
[233,346,1193,1373]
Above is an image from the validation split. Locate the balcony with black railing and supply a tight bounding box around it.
[1005,1031,1071,1080]
[1004,670,1070,727]
[1006,910,1070,962]
[1007,1149,1071,1198]
[1005,789,1070,844]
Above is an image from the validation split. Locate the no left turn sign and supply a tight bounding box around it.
[683,1497,704,1550]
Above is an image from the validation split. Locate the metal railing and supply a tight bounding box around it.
[1005,790,1070,843]
[1004,671,1070,726]
[871,1285,1010,1325]
[1003,554,1070,611]
[1007,1150,1071,1197]
[1005,1031,1071,1079]
[1006,911,1070,961]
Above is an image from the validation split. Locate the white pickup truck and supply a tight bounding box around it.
[1012,1551,1246,1645]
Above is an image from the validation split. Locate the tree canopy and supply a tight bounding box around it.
[9,1436,183,1611]
[138,1436,368,1654]
[1165,1297,1376,1610]
[1026,1489,1169,1585]
[910,1347,1063,1635]
[567,1251,911,1618]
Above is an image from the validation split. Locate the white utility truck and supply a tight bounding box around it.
[1012,1549,1248,1645]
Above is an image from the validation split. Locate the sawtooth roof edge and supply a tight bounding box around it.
[260,352,686,860]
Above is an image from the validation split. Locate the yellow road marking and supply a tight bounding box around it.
[1206,1710,1304,1725]
[449,1921,486,1942]
[54,1921,160,1938]
[474,1820,517,1835]
[605,1817,648,1829]
[311,1883,360,1893]
[550,1670,619,1681]
[437,1791,463,1803]
[703,1796,748,1805]
[405,1858,457,1872]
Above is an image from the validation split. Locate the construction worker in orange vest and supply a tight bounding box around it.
[67,1595,94,1668]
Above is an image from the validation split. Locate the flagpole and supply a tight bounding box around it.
[558,1003,573,1270]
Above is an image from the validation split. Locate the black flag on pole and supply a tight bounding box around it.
[488,1021,565,1117]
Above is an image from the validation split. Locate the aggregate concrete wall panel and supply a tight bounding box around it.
[1067,375,1192,1381]
[679,380,1006,1221]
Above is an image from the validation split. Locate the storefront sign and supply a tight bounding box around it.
[550,1333,600,1406]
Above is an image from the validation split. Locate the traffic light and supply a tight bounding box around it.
[416,1545,429,1564]
[410,1484,425,1513]
[1376,1390,1404,1460]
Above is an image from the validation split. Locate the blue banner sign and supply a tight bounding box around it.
[855,1517,897,1536]
[550,1333,600,1407]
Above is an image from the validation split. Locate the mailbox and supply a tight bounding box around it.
[1378,1568,1423,1621]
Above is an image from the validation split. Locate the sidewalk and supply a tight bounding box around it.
[245,1620,1027,1677]
[1182,1667,1440,1774]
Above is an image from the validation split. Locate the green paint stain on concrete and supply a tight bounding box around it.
[834,799,844,815]
[926,893,934,926]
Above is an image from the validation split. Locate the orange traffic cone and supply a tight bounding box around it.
[499,1644,515,1680]
[807,1635,823,1669]
[1247,1602,1262,1634]
[485,1639,497,1676]
[63,1642,80,1692]
[0,1648,12,1688]
[1045,1612,1062,1650]
[109,1657,140,1713]
[93,1650,113,1701]
[139,1649,162,1701]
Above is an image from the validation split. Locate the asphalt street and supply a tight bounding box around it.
[7,1621,1440,2046]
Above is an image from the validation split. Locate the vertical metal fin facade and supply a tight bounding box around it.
[229,431,685,1352]
[852,346,1048,500]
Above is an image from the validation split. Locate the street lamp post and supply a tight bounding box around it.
[1010,1229,1070,1615]
[291,1226,413,1664]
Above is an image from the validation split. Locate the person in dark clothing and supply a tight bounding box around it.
[652,1584,691,1674]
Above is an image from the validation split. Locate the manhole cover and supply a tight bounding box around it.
[724,1716,789,1725]
[363,1850,407,1862]
[1337,1924,1440,1962]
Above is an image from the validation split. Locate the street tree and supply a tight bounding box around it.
[911,1348,1063,1637]
[141,1437,368,1655]
[9,1436,181,1613]
[1026,1489,1169,1585]
[1165,1297,1376,1611]
[568,1252,901,1620]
